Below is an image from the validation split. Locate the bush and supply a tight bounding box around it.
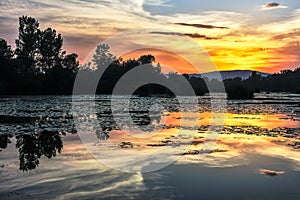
[226,84,254,99]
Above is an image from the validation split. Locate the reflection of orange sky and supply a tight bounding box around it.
[223,113,299,129]
[180,133,300,168]
[61,113,300,169]
[104,112,299,150]
[61,132,300,169]
[165,112,299,129]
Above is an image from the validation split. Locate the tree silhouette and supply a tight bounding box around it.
[93,43,116,70]
[0,38,14,93]
[38,27,63,72]
[15,16,41,74]
[138,54,155,65]
[16,134,41,171]
[0,134,12,151]
[16,131,64,171]
[0,16,80,95]
[0,16,299,96]
[0,38,13,60]
[39,131,64,158]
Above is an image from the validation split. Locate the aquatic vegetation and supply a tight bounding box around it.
[0,93,299,171]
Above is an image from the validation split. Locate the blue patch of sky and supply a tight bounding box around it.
[143,0,299,24]
[144,0,298,14]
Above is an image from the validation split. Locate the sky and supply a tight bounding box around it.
[0,0,300,73]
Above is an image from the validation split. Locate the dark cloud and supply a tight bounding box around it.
[184,33,220,40]
[174,23,229,29]
[263,2,287,9]
[151,31,184,36]
[265,3,280,8]
[150,31,220,40]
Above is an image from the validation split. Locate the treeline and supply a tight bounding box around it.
[0,16,299,98]
[0,16,79,95]
[75,44,207,96]
[200,69,300,99]
[252,69,300,93]
[0,16,204,96]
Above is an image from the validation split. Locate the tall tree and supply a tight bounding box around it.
[0,38,13,60]
[61,52,79,72]
[0,38,14,93]
[38,28,63,72]
[92,43,116,70]
[15,16,41,74]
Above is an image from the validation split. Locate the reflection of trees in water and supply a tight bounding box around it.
[96,129,110,140]
[95,97,180,133]
[1,131,64,171]
[0,97,181,171]
[0,134,12,150]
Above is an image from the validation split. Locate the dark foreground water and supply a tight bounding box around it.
[0,93,299,199]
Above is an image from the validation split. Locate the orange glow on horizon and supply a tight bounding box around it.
[122,49,198,74]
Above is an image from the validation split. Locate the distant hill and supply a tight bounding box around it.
[188,70,270,81]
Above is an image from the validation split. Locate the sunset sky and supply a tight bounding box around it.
[1,0,300,73]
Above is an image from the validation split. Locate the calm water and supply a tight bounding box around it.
[0,93,299,199]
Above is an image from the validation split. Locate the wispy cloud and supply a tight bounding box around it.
[272,29,300,40]
[174,22,228,29]
[259,9,300,33]
[150,31,183,36]
[151,31,220,39]
[143,0,173,7]
[184,33,220,40]
[262,2,288,10]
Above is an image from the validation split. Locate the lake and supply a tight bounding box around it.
[0,93,299,199]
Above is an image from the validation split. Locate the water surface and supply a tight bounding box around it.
[0,93,299,199]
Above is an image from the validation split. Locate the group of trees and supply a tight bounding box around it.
[0,16,299,98]
[202,69,300,99]
[76,44,201,96]
[0,16,79,95]
[255,69,300,93]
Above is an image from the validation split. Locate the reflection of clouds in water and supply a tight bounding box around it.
[75,129,300,170]
[180,155,249,168]
[177,134,300,168]
[257,145,300,171]
[61,173,144,199]
[54,140,146,199]
[1,133,299,199]
[0,136,147,199]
